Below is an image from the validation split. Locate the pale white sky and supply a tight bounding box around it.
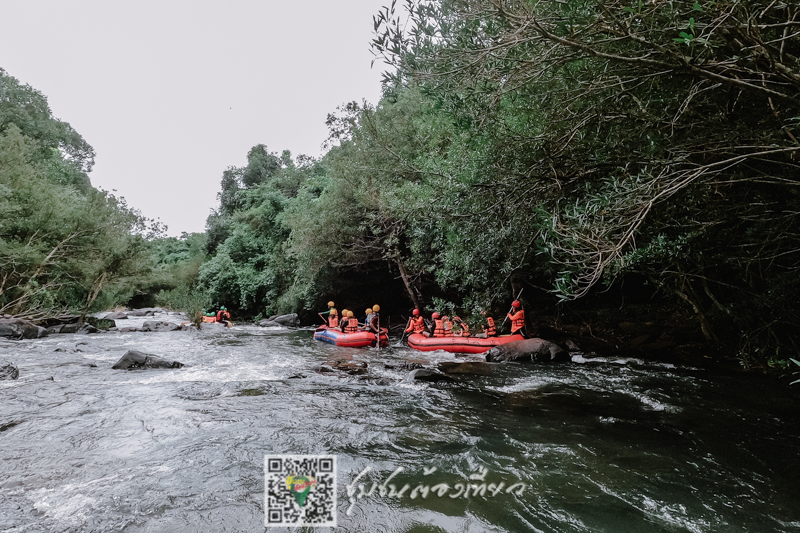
[0,1,389,236]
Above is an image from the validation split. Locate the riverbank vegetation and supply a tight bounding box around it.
[3,0,799,367]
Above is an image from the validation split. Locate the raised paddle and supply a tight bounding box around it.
[395,317,412,347]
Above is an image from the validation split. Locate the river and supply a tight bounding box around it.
[1,311,799,532]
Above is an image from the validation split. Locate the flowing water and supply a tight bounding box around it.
[1,312,799,532]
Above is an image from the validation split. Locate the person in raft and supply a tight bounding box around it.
[428,312,447,337]
[475,310,496,338]
[453,316,470,336]
[363,304,381,333]
[216,306,231,323]
[318,301,337,326]
[343,310,359,333]
[326,308,339,329]
[442,315,454,336]
[507,300,526,338]
[405,309,426,335]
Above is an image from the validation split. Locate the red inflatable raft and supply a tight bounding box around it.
[314,325,389,348]
[407,333,524,354]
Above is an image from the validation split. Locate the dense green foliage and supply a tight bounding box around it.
[196,0,800,364]
[1,68,161,318]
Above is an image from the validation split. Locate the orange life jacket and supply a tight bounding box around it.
[485,316,496,336]
[433,318,446,337]
[458,322,470,336]
[344,317,359,333]
[508,310,525,333]
[443,319,453,335]
[405,316,425,334]
[328,314,339,328]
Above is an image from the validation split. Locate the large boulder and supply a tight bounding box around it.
[485,338,569,363]
[258,313,299,327]
[271,313,300,327]
[111,350,183,370]
[0,362,19,380]
[104,311,128,320]
[0,318,48,339]
[141,321,182,332]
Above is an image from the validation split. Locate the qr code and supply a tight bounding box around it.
[264,455,337,527]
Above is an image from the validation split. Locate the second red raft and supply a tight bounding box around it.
[314,325,389,348]
[407,333,524,354]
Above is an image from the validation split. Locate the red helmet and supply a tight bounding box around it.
[512,300,521,308]
[431,312,440,319]
[412,309,420,316]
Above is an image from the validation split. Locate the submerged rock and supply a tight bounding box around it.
[127,307,162,317]
[486,338,568,363]
[437,361,494,376]
[0,318,48,339]
[0,362,19,380]
[407,368,454,382]
[111,350,183,370]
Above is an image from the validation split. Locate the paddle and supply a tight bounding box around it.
[395,317,411,347]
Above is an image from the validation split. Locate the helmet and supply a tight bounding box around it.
[512,300,521,308]
[365,308,373,315]
[372,304,380,312]
[221,306,226,310]
[432,312,440,319]
[454,316,461,321]
[412,309,420,316]
[330,308,337,315]
[347,310,354,317]
[328,301,335,307]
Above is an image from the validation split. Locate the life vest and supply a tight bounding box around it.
[443,319,453,335]
[344,317,359,333]
[508,310,525,333]
[329,314,339,328]
[406,316,425,334]
[433,318,446,337]
[485,316,496,336]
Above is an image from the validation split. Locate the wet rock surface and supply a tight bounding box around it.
[111,350,184,370]
[0,362,19,380]
[0,318,48,339]
[486,338,568,363]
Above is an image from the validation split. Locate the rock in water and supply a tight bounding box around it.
[103,311,128,320]
[111,350,183,370]
[485,338,568,363]
[407,369,454,382]
[0,318,48,339]
[141,321,181,332]
[272,313,300,327]
[0,362,19,380]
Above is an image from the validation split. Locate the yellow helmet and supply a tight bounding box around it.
[347,310,354,318]
[365,308,373,315]
[330,308,337,315]
[328,301,335,307]
[372,304,380,312]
